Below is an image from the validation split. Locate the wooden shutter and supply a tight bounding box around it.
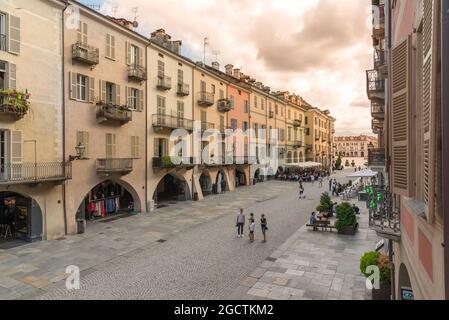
[77,21,87,45]
[422,0,438,221]
[10,130,22,164]
[111,35,115,59]
[137,47,143,66]
[106,133,116,158]
[125,86,130,108]
[138,89,144,112]
[390,35,412,196]
[8,63,16,90]
[106,34,111,58]
[131,136,139,158]
[69,72,77,100]
[154,138,159,157]
[100,80,106,102]
[126,42,131,65]
[88,77,95,103]
[115,84,121,105]
[8,15,20,55]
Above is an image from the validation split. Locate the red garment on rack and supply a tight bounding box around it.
[101,201,106,217]
[87,202,96,214]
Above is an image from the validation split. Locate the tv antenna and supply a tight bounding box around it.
[111,6,118,17]
[87,3,100,11]
[203,37,209,64]
[212,50,220,62]
[132,7,139,22]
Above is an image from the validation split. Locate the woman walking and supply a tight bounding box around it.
[260,214,268,243]
[248,218,255,242]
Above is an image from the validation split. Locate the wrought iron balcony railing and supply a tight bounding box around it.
[152,114,193,132]
[374,49,387,69]
[0,34,6,52]
[197,91,215,107]
[128,64,147,81]
[217,99,233,112]
[372,118,384,129]
[293,119,302,127]
[157,75,172,90]
[368,188,401,242]
[292,141,303,148]
[366,69,385,97]
[96,103,132,124]
[0,162,72,185]
[371,100,385,119]
[72,42,99,65]
[368,148,386,167]
[177,83,190,96]
[96,158,133,175]
[201,121,215,132]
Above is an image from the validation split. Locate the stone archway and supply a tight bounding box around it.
[200,170,213,196]
[216,170,230,193]
[398,263,414,300]
[153,173,191,205]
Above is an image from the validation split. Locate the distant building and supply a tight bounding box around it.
[334,135,378,159]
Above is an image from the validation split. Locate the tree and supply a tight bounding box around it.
[351,160,356,167]
[334,155,342,169]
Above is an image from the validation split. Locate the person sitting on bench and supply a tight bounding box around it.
[352,204,360,215]
[310,212,318,231]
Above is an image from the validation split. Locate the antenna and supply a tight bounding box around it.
[111,6,118,17]
[203,37,209,65]
[212,50,220,62]
[132,7,139,22]
[87,3,100,11]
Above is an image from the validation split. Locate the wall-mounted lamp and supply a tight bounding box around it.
[69,143,86,161]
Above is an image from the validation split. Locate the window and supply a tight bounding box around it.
[261,99,264,111]
[106,82,114,104]
[76,131,90,158]
[288,127,292,142]
[219,89,224,100]
[200,80,206,93]
[211,84,216,94]
[177,101,184,127]
[178,69,184,84]
[254,96,258,108]
[230,95,235,108]
[105,133,116,158]
[243,121,249,131]
[131,136,139,158]
[76,74,88,101]
[130,44,138,65]
[105,34,116,59]
[157,95,166,115]
[275,104,278,115]
[231,119,238,130]
[129,88,139,110]
[244,100,249,113]
[288,110,291,120]
[0,61,5,90]
[305,116,308,125]
[154,138,168,157]
[0,13,6,51]
[157,60,164,77]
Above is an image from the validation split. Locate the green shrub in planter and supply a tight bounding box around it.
[161,156,175,168]
[335,202,357,232]
[316,192,332,213]
[360,251,391,285]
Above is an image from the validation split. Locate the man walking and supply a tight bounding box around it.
[236,208,245,238]
[329,179,333,192]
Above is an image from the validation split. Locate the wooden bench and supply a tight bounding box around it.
[306,220,336,232]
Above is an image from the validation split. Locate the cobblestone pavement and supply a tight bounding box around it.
[229,199,378,300]
[0,169,375,300]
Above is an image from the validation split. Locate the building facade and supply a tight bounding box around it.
[305,108,334,168]
[367,0,446,299]
[0,0,69,241]
[334,135,378,158]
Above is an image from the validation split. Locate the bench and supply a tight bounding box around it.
[306,220,336,232]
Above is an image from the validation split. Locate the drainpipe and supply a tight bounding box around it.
[62,1,69,235]
[192,65,196,200]
[145,42,150,212]
[441,0,449,300]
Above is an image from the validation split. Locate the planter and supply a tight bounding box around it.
[338,224,358,235]
[372,283,391,300]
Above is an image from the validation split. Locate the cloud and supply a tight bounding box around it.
[91,0,374,136]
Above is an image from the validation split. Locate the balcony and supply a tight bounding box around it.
[96,103,132,125]
[177,83,190,96]
[72,42,99,65]
[96,158,133,176]
[293,119,302,127]
[156,75,172,91]
[374,49,387,71]
[0,162,72,185]
[292,141,303,149]
[305,144,313,151]
[0,90,31,120]
[371,100,385,119]
[372,118,384,130]
[368,148,386,167]
[372,3,385,39]
[197,91,215,107]
[234,156,257,165]
[201,122,215,132]
[127,64,147,82]
[369,189,401,242]
[366,69,385,99]
[269,111,274,119]
[152,114,193,132]
[217,99,233,112]
[152,156,195,170]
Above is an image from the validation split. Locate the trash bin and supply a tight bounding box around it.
[77,218,86,234]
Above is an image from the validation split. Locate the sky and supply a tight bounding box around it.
[80,0,375,136]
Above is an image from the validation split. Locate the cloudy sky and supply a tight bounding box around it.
[81,0,374,136]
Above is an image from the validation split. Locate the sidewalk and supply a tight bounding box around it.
[229,199,379,300]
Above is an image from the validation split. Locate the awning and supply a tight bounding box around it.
[346,169,379,178]
[284,162,322,169]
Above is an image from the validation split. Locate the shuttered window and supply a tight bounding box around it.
[158,60,165,77]
[422,0,438,221]
[390,35,412,196]
[131,136,139,158]
[76,131,89,158]
[10,130,22,164]
[106,133,116,158]
[106,34,116,59]
[8,63,16,90]
[8,15,20,55]
[77,21,88,45]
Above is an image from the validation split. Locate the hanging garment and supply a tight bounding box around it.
[115,197,120,212]
[100,200,106,217]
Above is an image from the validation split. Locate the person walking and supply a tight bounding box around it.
[329,178,333,192]
[299,182,305,199]
[319,176,323,188]
[236,208,245,238]
[260,214,268,243]
[248,218,256,242]
[311,174,315,186]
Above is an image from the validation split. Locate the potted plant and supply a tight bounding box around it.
[345,159,350,167]
[335,202,358,235]
[316,192,332,216]
[161,156,175,168]
[360,251,391,300]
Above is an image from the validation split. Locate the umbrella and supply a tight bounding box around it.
[346,169,378,178]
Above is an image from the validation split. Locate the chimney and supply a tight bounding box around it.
[233,68,241,79]
[108,17,135,30]
[263,86,271,93]
[225,64,233,76]
[171,40,182,55]
[212,61,220,71]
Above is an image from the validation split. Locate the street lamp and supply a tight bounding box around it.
[69,143,86,161]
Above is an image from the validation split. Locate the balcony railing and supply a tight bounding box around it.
[128,64,147,81]
[96,103,132,124]
[368,188,401,242]
[152,114,193,132]
[197,91,215,107]
[293,119,302,127]
[371,100,385,119]
[157,75,172,90]
[0,90,31,120]
[72,42,99,65]
[366,69,385,97]
[368,148,386,167]
[152,156,195,169]
[96,158,133,175]
[372,3,385,36]
[374,49,387,69]
[217,99,233,112]
[0,34,6,52]
[372,118,384,129]
[177,83,190,96]
[293,141,303,148]
[0,162,72,185]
